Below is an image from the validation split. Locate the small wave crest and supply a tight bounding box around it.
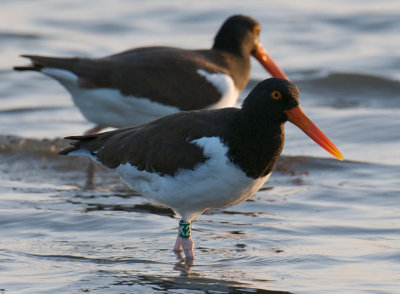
[296,72,400,109]
[249,72,400,109]
[0,31,41,40]
[0,135,68,156]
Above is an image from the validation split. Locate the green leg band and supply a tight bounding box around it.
[179,221,191,238]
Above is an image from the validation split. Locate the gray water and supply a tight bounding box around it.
[1,1,400,293]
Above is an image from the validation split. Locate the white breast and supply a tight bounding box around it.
[197,69,240,108]
[115,136,270,222]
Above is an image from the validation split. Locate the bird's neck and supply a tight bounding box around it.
[223,114,285,179]
[205,49,251,92]
[212,32,253,58]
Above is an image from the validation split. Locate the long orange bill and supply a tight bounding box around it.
[284,105,344,161]
[252,43,289,80]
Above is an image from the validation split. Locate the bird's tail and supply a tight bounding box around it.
[14,55,78,72]
[59,134,101,156]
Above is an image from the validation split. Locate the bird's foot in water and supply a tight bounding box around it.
[173,235,194,264]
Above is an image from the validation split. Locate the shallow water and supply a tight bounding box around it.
[1,1,400,293]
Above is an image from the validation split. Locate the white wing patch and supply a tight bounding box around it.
[197,69,240,108]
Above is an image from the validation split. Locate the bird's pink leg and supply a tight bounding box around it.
[181,236,194,260]
[84,158,95,190]
[83,125,103,189]
[173,235,184,261]
[174,235,182,251]
[173,220,194,261]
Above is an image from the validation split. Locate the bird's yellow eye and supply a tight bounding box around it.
[253,25,260,35]
[271,90,283,100]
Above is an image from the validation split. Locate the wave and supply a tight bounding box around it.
[297,72,400,109]
[0,106,67,114]
[0,31,41,40]
[249,72,400,109]
[0,135,68,156]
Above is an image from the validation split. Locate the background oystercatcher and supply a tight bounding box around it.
[14,14,287,135]
[60,78,343,262]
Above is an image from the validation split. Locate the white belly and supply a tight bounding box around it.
[115,137,270,222]
[42,68,181,128]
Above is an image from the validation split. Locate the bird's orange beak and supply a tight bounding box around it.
[252,43,289,80]
[284,105,344,161]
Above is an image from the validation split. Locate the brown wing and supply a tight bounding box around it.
[61,108,238,176]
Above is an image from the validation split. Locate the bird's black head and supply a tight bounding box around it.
[242,78,300,123]
[213,15,261,56]
[241,78,344,161]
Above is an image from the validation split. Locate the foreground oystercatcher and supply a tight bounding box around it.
[14,15,287,135]
[60,78,343,262]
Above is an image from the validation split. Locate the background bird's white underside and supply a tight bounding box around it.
[42,68,239,128]
[42,68,179,128]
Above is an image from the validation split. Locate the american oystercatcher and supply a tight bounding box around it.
[14,15,288,135]
[60,78,343,262]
